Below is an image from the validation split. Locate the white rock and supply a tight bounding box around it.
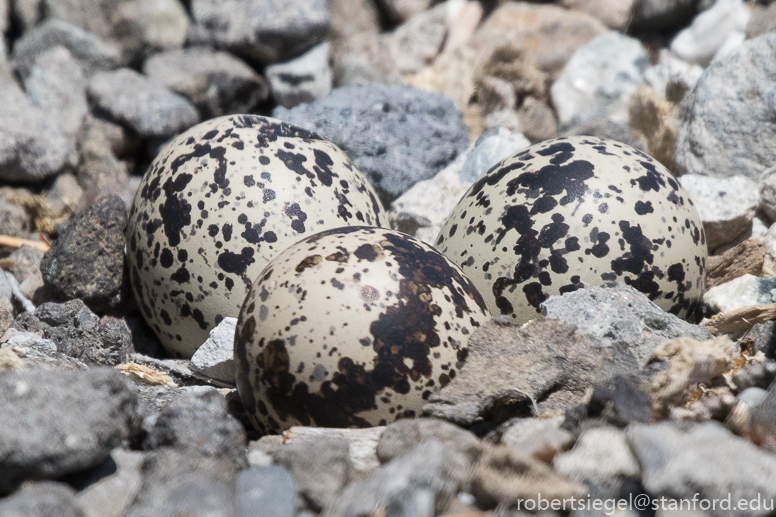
[759,165,776,222]
[265,42,332,109]
[189,317,237,385]
[679,174,759,251]
[703,274,776,313]
[670,0,750,67]
[551,31,649,126]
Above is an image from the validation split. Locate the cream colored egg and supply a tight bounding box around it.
[435,136,707,323]
[234,226,491,434]
[127,115,387,357]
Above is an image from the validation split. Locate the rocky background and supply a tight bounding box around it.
[3,0,776,516]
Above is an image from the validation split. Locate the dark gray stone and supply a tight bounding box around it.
[675,32,776,181]
[540,283,712,367]
[747,320,776,358]
[142,389,247,468]
[732,360,776,394]
[124,449,238,517]
[627,421,776,517]
[12,19,123,78]
[0,482,85,517]
[13,299,132,366]
[631,0,700,32]
[585,374,652,428]
[188,0,329,65]
[88,68,199,139]
[40,194,130,314]
[237,466,296,517]
[0,79,71,183]
[274,83,470,204]
[143,47,269,119]
[0,368,141,495]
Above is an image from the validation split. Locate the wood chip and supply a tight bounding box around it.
[706,239,765,289]
[0,235,50,252]
[116,361,177,387]
[702,303,776,336]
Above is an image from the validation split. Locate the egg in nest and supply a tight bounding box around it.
[435,136,707,323]
[234,226,491,434]
[127,115,387,357]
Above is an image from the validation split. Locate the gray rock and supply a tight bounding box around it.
[75,449,144,517]
[376,417,482,465]
[190,317,237,386]
[541,283,712,366]
[142,389,246,468]
[759,165,776,222]
[270,438,351,511]
[748,382,776,450]
[516,96,558,144]
[675,32,776,181]
[631,0,699,32]
[0,482,85,517]
[265,42,332,109]
[499,416,574,463]
[732,360,776,393]
[0,79,71,182]
[275,83,470,204]
[586,374,653,427]
[13,299,132,366]
[43,0,188,62]
[553,427,640,499]
[238,466,296,517]
[627,421,776,517]
[703,274,776,313]
[23,46,88,167]
[188,0,329,65]
[40,194,130,313]
[124,449,237,517]
[88,68,199,139]
[390,126,529,244]
[749,320,776,358]
[679,174,758,251]
[0,368,141,495]
[76,117,131,206]
[0,192,31,237]
[12,19,123,78]
[1,329,57,353]
[143,47,269,119]
[423,318,608,427]
[383,2,449,76]
[551,31,650,126]
[670,0,750,67]
[322,439,461,517]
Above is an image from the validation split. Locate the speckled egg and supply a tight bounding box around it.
[127,115,388,357]
[435,136,707,323]
[234,226,491,434]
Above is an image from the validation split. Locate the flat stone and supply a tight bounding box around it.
[627,421,776,517]
[238,466,296,517]
[0,368,141,495]
[88,68,199,139]
[188,0,329,65]
[679,174,758,251]
[670,0,750,67]
[675,32,776,181]
[551,31,650,126]
[274,83,470,204]
[12,19,123,78]
[703,274,776,314]
[190,317,237,386]
[143,47,268,119]
[265,42,332,109]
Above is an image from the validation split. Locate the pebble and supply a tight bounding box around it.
[265,42,332,109]
[670,0,750,67]
[75,449,144,517]
[679,174,758,251]
[703,274,776,314]
[190,317,237,386]
[499,416,574,463]
[238,466,296,517]
[0,482,85,517]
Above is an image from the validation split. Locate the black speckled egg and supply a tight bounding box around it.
[127,115,388,357]
[234,226,491,434]
[435,136,707,323]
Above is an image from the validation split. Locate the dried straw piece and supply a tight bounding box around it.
[702,303,776,336]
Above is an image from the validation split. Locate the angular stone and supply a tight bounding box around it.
[265,42,332,109]
[12,19,123,78]
[274,83,469,204]
[675,32,776,181]
[551,31,650,126]
[189,0,329,65]
[88,68,199,139]
[679,174,758,252]
[40,195,130,313]
[190,317,237,386]
[0,79,71,182]
[0,368,141,495]
[627,421,776,515]
[143,47,268,119]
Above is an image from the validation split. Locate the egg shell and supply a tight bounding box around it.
[234,226,491,434]
[435,136,707,323]
[127,115,388,357]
